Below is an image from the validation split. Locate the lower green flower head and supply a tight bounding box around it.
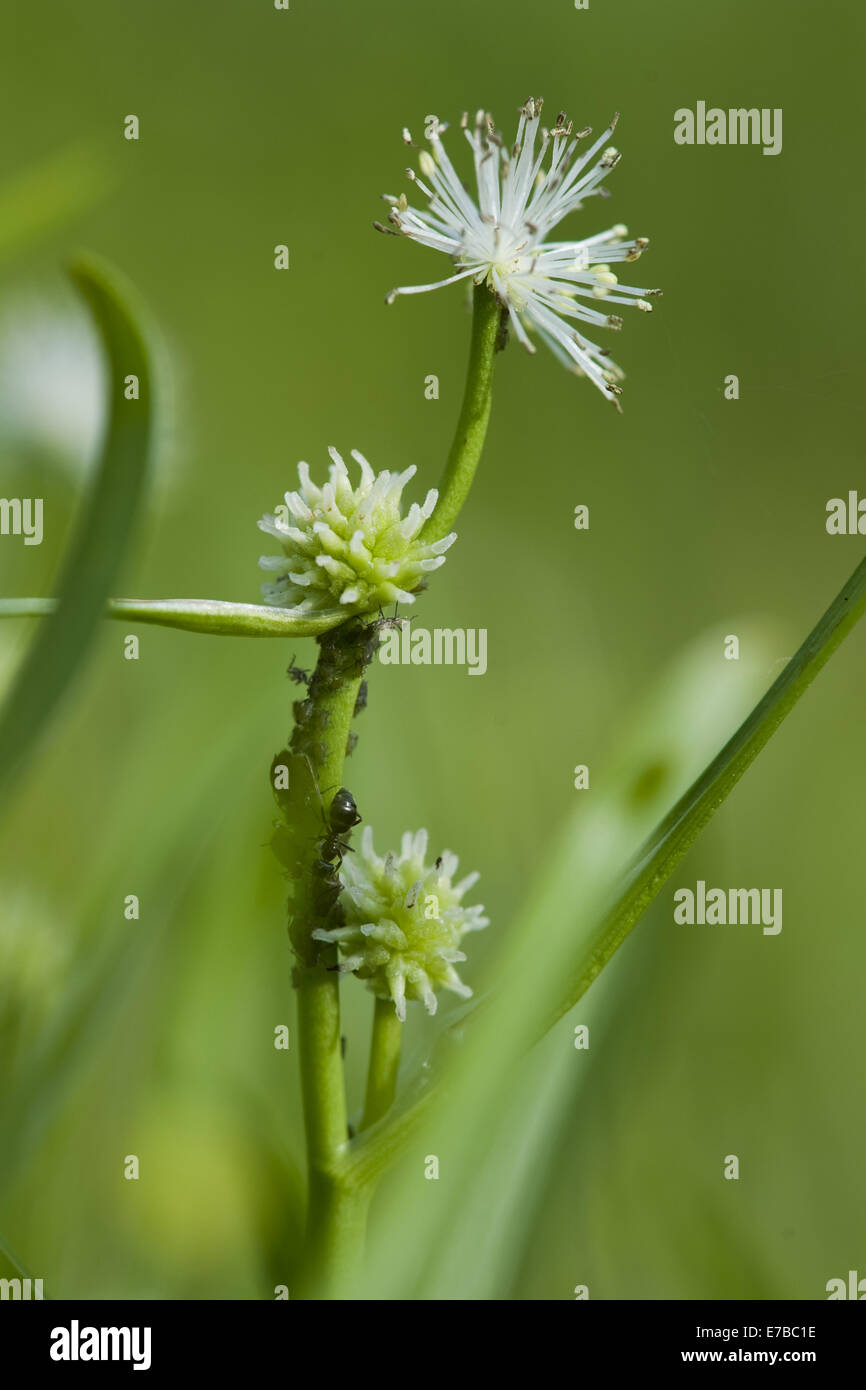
[258,446,456,622]
[313,827,488,1020]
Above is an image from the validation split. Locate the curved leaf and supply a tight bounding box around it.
[0,256,154,805]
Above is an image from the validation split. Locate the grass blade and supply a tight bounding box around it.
[0,256,154,804]
[351,555,866,1237]
[551,550,866,1025]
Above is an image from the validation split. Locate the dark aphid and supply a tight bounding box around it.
[269,749,320,821]
[287,654,310,685]
[354,680,368,717]
[270,748,295,816]
[292,697,314,725]
[271,821,301,871]
[312,864,343,916]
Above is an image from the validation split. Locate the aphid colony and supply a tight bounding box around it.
[269,611,398,954]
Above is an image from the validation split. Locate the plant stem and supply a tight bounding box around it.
[296,964,350,1179]
[289,622,367,1295]
[300,1172,372,1299]
[360,997,403,1131]
[421,283,503,544]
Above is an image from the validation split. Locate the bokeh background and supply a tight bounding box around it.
[0,0,864,1299]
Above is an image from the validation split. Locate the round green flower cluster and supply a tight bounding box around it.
[313,827,488,1020]
[258,447,456,622]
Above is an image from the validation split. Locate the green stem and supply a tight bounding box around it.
[296,966,350,1180]
[360,997,403,1132]
[421,283,502,543]
[300,1174,372,1299]
[289,622,366,1296]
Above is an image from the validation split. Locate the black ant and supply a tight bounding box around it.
[310,784,362,922]
[318,786,362,867]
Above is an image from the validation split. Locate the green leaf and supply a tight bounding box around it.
[350,554,866,1260]
[0,596,346,638]
[0,256,154,806]
[550,550,866,1027]
[0,143,110,263]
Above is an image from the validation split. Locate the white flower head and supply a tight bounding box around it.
[312,826,489,1021]
[380,97,660,408]
[258,447,456,619]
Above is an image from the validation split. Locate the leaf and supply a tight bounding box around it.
[0,256,154,807]
[0,143,110,263]
[353,621,783,1295]
[0,596,345,638]
[550,550,866,1027]
[350,554,866,1270]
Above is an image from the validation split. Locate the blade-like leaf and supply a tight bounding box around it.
[551,549,866,1027]
[0,256,154,805]
[0,596,344,638]
[349,554,866,1217]
[0,143,109,263]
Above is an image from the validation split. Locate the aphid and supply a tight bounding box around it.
[311,856,343,915]
[354,680,368,717]
[359,605,408,667]
[271,821,300,871]
[287,654,310,685]
[345,731,358,757]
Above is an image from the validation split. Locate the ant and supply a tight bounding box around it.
[310,784,362,920]
[318,786,362,866]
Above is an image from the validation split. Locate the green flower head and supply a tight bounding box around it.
[258,447,456,622]
[313,827,488,1021]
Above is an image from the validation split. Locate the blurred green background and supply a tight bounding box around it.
[0,0,864,1299]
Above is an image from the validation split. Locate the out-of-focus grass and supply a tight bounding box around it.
[0,258,153,806]
[1,0,864,1299]
[358,623,782,1298]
